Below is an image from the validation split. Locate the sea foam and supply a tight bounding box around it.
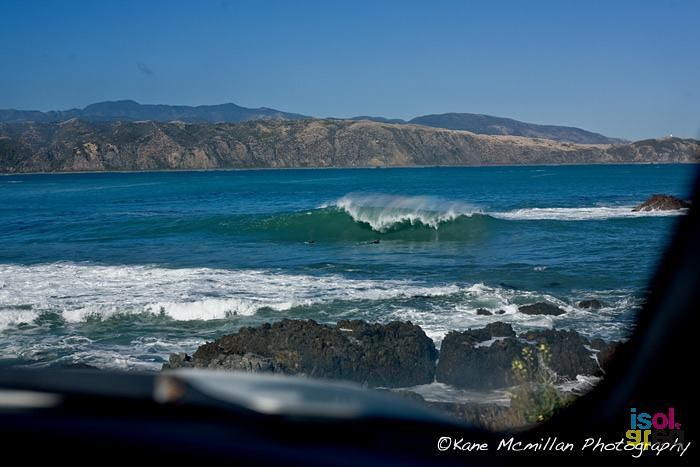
[327,193,482,231]
[324,193,685,232]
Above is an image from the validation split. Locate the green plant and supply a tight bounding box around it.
[508,343,571,424]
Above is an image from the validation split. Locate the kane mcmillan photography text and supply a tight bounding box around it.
[436,436,691,458]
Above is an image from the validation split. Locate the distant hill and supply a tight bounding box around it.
[408,113,626,144]
[1,119,696,173]
[349,116,407,124]
[0,100,309,124]
[0,101,630,144]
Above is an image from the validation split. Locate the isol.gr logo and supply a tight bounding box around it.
[626,407,683,448]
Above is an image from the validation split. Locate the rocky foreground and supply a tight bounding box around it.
[164,316,621,428]
[1,119,698,173]
[164,317,619,390]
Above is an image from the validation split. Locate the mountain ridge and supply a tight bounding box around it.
[0,99,308,124]
[407,113,627,144]
[2,100,624,144]
[1,119,696,174]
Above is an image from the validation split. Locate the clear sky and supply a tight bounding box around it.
[1,0,698,140]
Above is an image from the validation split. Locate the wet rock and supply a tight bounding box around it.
[454,322,517,344]
[436,334,525,390]
[519,329,600,378]
[578,299,604,310]
[518,302,566,316]
[632,194,690,211]
[437,322,608,390]
[476,308,492,316]
[163,352,192,369]
[164,319,437,388]
[165,319,615,395]
[495,309,506,315]
[163,350,289,373]
[436,323,522,390]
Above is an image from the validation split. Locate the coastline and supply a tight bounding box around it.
[2,160,698,177]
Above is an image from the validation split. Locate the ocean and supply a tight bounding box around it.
[0,165,696,371]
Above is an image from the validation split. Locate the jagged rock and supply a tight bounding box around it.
[632,194,690,211]
[165,319,437,388]
[452,322,517,344]
[437,334,525,390]
[437,322,607,390]
[436,323,522,390]
[519,329,600,378]
[518,302,566,316]
[578,299,604,310]
[165,319,616,394]
[476,308,492,316]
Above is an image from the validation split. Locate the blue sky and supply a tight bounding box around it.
[1,0,698,140]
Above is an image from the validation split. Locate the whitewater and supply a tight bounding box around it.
[0,164,695,370]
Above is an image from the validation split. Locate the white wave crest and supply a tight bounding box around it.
[492,206,686,221]
[325,193,687,227]
[326,193,481,231]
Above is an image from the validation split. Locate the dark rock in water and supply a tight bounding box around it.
[495,309,506,315]
[578,299,604,310]
[476,308,492,316]
[518,329,600,378]
[165,318,613,395]
[437,333,525,390]
[436,323,521,390]
[165,346,282,375]
[436,322,607,390]
[452,322,517,344]
[518,302,566,316]
[164,319,437,388]
[164,352,192,369]
[482,321,517,338]
[632,194,690,212]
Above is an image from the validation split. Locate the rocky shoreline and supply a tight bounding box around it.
[164,316,621,428]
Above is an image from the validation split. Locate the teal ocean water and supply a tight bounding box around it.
[0,165,696,370]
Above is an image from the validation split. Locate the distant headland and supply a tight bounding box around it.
[0,101,697,173]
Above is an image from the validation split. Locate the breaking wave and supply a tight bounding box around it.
[255,193,685,241]
[56,193,684,244]
[325,193,482,231]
